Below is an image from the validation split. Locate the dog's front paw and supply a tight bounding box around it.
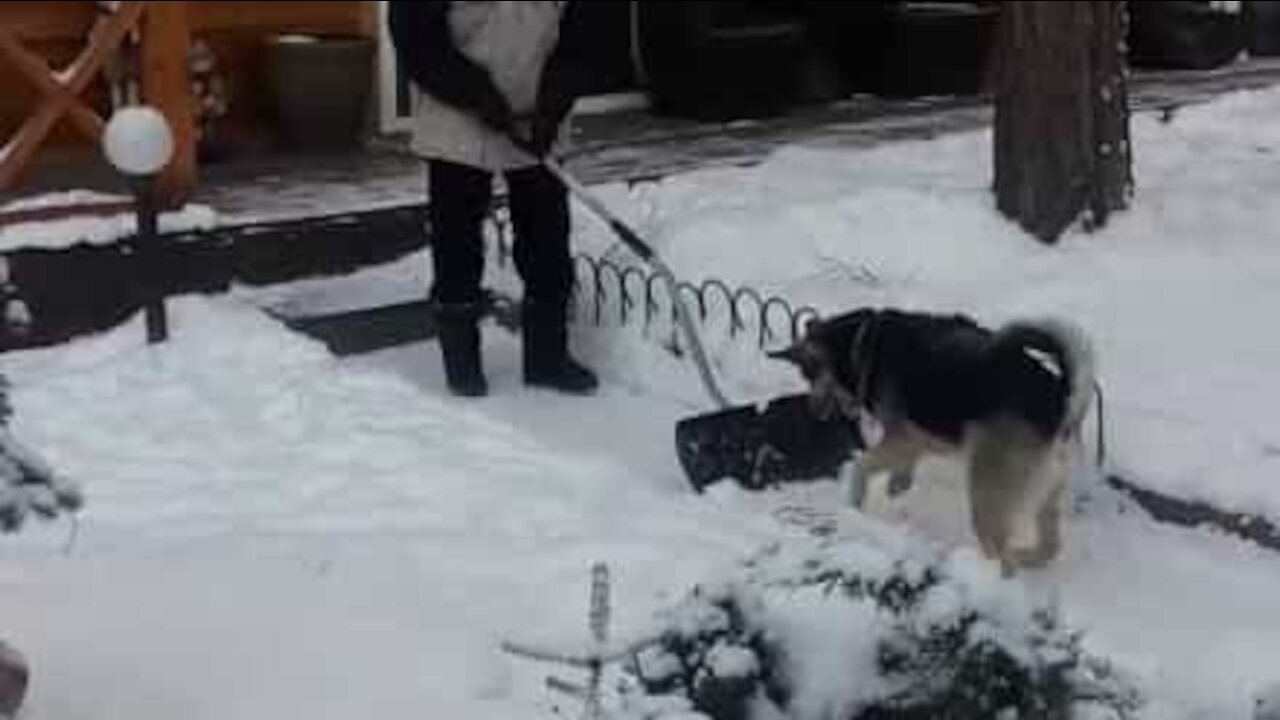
[886,469,914,497]
[839,459,869,509]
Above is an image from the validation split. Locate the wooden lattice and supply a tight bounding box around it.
[0,1,195,207]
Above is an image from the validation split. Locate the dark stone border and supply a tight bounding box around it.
[273,291,521,357]
[1106,474,1280,553]
[0,204,429,351]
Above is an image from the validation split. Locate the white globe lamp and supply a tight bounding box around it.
[101,105,175,344]
[102,106,174,177]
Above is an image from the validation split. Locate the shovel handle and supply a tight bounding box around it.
[509,136,657,259]
[542,158,657,262]
[516,142,730,408]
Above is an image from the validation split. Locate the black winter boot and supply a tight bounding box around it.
[436,303,488,398]
[522,302,598,395]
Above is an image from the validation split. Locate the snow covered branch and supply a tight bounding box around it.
[0,376,82,533]
[619,538,1143,720]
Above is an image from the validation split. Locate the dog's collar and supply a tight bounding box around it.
[847,311,880,411]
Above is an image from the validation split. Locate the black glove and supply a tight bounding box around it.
[526,66,577,156]
[474,86,515,135]
[509,109,560,159]
[526,115,560,157]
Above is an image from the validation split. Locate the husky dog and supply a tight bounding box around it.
[770,308,1096,573]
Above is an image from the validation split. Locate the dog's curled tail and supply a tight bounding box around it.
[1000,317,1098,438]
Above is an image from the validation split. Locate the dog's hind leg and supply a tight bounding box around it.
[968,420,1046,572]
[1015,435,1074,568]
[843,425,926,509]
[968,479,1007,564]
[1017,483,1065,568]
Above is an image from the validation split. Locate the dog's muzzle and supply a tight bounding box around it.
[807,374,857,422]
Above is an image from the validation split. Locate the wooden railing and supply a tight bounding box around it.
[0,1,195,207]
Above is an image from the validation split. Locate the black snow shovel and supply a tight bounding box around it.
[534,154,861,492]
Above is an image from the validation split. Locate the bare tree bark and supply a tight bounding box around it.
[994,1,1133,244]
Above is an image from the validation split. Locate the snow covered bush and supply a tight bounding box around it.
[0,373,80,717]
[0,375,82,532]
[1257,681,1280,720]
[621,536,1141,720]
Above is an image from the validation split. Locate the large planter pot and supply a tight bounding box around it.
[266,34,374,152]
[876,2,1000,99]
[1130,1,1245,70]
[798,1,897,96]
[639,1,807,121]
[1245,1,1280,56]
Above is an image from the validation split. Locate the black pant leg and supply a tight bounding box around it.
[504,164,573,308]
[427,160,494,305]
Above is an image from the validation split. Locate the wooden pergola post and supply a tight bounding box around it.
[141,0,195,207]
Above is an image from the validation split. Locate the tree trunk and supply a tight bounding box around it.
[994,1,1133,244]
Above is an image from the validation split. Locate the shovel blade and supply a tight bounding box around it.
[675,394,863,493]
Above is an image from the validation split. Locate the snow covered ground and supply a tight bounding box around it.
[6,86,1280,718]
[0,191,217,253]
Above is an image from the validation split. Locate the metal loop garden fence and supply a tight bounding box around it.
[484,202,821,350]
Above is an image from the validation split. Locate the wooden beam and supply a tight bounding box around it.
[0,94,84,189]
[188,2,372,34]
[0,32,104,141]
[0,2,146,190]
[0,200,135,229]
[0,2,97,43]
[141,0,196,207]
[356,1,378,37]
[62,3,147,99]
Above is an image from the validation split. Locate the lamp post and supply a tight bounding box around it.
[102,106,175,344]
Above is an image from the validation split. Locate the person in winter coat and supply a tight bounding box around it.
[389,1,597,397]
